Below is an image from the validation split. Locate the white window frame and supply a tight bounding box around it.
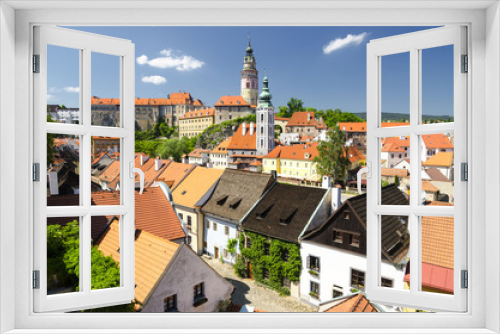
[0,2,498,333]
[33,25,136,313]
[366,26,467,312]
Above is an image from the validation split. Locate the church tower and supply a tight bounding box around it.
[256,76,275,156]
[241,38,259,106]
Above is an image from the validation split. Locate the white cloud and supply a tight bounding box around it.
[141,75,167,85]
[323,33,368,54]
[63,86,80,93]
[136,50,204,71]
[47,94,58,102]
[48,87,60,93]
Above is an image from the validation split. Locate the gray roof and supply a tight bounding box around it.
[423,168,450,182]
[201,169,274,222]
[242,183,327,244]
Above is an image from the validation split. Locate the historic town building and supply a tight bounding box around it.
[241,39,259,106]
[256,77,275,156]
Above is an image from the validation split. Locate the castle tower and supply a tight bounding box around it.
[256,76,275,156]
[241,38,259,106]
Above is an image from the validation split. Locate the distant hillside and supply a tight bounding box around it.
[352,112,453,122]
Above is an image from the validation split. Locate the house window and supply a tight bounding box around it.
[332,285,343,298]
[193,282,205,303]
[310,281,320,298]
[203,241,207,249]
[213,222,217,231]
[179,213,184,221]
[264,243,270,256]
[263,268,270,280]
[345,211,351,219]
[350,234,360,248]
[333,230,343,243]
[381,277,393,288]
[308,255,320,272]
[282,249,289,262]
[206,220,210,229]
[187,216,192,229]
[223,249,228,258]
[164,294,177,312]
[224,225,229,236]
[245,236,252,249]
[351,269,365,289]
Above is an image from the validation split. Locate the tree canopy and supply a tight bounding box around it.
[313,126,350,183]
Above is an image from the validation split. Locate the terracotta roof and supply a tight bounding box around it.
[422,152,454,168]
[347,146,365,163]
[91,96,120,105]
[227,123,257,150]
[423,168,450,182]
[142,158,172,188]
[382,136,410,147]
[422,181,439,192]
[92,152,107,165]
[91,93,198,107]
[274,117,290,122]
[249,161,262,166]
[193,99,203,106]
[155,162,196,188]
[338,122,409,132]
[179,108,215,119]
[264,143,319,161]
[214,95,250,107]
[169,92,193,105]
[323,293,378,313]
[98,160,121,184]
[91,188,185,240]
[187,148,210,158]
[422,134,453,150]
[210,137,232,154]
[171,167,224,208]
[96,221,180,304]
[242,183,327,244]
[381,168,409,177]
[405,208,454,293]
[286,112,327,129]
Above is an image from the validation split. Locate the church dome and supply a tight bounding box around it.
[258,77,273,108]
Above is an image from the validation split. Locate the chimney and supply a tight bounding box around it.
[250,122,254,135]
[271,170,277,180]
[155,157,162,171]
[49,170,59,195]
[322,175,332,189]
[242,122,246,135]
[331,184,342,212]
[307,113,311,121]
[140,154,149,166]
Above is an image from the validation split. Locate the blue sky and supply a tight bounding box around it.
[47,26,453,116]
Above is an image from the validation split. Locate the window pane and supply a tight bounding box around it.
[420,215,454,296]
[47,134,81,206]
[380,136,410,205]
[381,52,410,124]
[47,45,80,124]
[92,215,121,290]
[91,52,120,127]
[91,138,121,205]
[46,217,80,295]
[380,215,409,290]
[421,45,454,123]
[420,133,454,205]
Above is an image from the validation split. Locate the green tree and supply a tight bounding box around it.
[157,137,191,162]
[135,140,161,157]
[226,238,238,263]
[276,97,304,118]
[319,108,364,128]
[313,126,350,183]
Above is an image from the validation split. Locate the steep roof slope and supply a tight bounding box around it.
[322,293,378,313]
[171,167,224,208]
[242,183,327,243]
[422,152,454,167]
[96,221,180,304]
[201,169,274,222]
[155,162,196,188]
[286,112,326,129]
[228,123,257,150]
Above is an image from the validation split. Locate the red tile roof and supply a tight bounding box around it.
[421,181,439,192]
[422,134,453,150]
[264,143,319,161]
[155,162,196,188]
[179,108,215,119]
[381,168,409,177]
[187,148,210,158]
[98,160,121,184]
[214,95,250,107]
[286,112,327,129]
[422,152,454,168]
[91,188,185,241]
[347,146,365,163]
[91,93,199,107]
[323,293,378,313]
[338,122,409,132]
[228,123,257,150]
[210,137,232,154]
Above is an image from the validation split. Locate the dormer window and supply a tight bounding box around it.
[216,195,228,206]
[345,211,351,219]
[333,230,343,243]
[279,207,297,225]
[229,198,242,209]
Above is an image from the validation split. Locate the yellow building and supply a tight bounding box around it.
[178,108,215,139]
[170,167,224,255]
[262,143,319,180]
[91,136,120,156]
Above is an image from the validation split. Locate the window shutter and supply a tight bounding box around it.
[307,256,310,269]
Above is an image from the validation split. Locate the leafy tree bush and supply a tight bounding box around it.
[238,232,301,296]
[313,126,350,183]
[157,137,192,162]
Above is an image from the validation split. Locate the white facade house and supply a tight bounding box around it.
[255,76,275,156]
[299,241,406,306]
[203,215,240,264]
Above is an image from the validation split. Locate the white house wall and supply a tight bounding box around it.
[141,245,233,313]
[203,216,240,264]
[299,241,406,306]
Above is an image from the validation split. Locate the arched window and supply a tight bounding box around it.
[261,126,264,134]
[261,114,264,122]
